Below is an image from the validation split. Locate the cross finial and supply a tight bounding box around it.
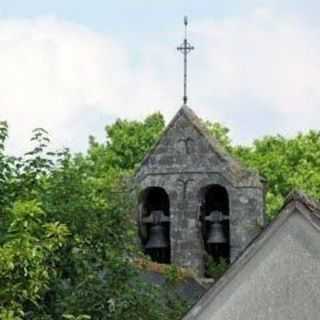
[177,16,194,105]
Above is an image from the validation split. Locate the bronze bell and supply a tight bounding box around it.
[207,222,227,244]
[145,224,169,249]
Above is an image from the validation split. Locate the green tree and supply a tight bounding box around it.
[40,146,187,319]
[0,121,14,211]
[3,110,320,319]
[203,120,232,151]
[234,131,320,218]
[0,119,189,319]
[87,112,165,174]
[0,200,69,319]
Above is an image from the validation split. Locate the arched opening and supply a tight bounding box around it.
[138,187,170,264]
[140,187,170,217]
[200,185,230,266]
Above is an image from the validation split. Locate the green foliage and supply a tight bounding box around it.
[0,200,69,319]
[203,121,232,151]
[0,121,13,211]
[163,265,182,284]
[206,257,229,280]
[233,131,320,218]
[88,112,165,173]
[0,115,187,319]
[63,315,91,320]
[1,110,320,319]
[203,119,320,219]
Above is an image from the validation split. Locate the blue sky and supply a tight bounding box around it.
[0,0,254,48]
[0,1,251,26]
[0,1,319,154]
[1,1,318,25]
[1,1,317,35]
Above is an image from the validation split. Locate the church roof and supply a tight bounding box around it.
[183,191,320,320]
[135,105,263,188]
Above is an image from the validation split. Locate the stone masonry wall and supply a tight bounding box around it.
[136,107,265,276]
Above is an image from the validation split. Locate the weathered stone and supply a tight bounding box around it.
[135,106,265,276]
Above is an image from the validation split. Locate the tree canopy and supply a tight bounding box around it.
[0,119,186,320]
[0,112,320,319]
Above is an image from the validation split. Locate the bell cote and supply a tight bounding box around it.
[135,106,265,276]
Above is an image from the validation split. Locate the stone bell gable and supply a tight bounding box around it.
[135,106,265,276]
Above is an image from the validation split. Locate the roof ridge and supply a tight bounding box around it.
[284,190,320,213]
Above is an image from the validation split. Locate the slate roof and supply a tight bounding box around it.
[135,105,263,187]
[183,191,320,320]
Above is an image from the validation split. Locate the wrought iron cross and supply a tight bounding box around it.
[177,16,194,105]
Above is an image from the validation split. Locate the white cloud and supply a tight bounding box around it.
[0,16,178,154]
[1,11,320,154]
[191,11,320,142]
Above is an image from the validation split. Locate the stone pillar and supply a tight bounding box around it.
[170,184,204,276]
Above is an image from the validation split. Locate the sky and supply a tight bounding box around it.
[0,0,320,154]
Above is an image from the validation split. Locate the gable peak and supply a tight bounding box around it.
[284,190,320,215]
